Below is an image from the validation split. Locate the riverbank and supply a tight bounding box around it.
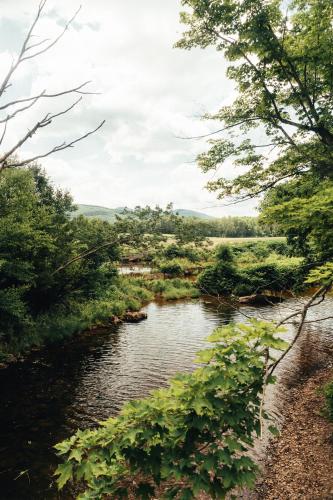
[256,367,333,499]
[0,277,200,369]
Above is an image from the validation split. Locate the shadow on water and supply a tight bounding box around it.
[0,297,332,499]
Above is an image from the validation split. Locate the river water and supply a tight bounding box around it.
[0,296,332,499]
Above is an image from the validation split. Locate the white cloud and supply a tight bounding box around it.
[0,0,257,217]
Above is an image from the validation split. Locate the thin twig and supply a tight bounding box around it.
[268,285,330,377]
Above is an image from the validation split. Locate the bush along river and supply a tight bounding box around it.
[0,296,333,499]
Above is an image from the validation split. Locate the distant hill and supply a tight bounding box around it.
[172,209,214,220]
[74,204,122,222]
[74,204,214,222]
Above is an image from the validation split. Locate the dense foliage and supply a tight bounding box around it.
[0,167,198,357]
[0,166,120,353]
[157,215,278,238]
[176,0,333,263]
[55,320,286,499]
[136,277,200,300]
[198,243,304,296]
[261,179,333,262]
[162,244,203,262]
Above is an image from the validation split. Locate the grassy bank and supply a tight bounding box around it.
[131,277,201,300]
[0,276,200,364]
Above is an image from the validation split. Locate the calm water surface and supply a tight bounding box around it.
[0,297,332,499]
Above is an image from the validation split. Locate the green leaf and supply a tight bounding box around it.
[179,488,194,500]
[55,463,73,489]
[268,425,280,437]
[68,448,83,463]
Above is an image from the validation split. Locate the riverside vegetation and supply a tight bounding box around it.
[0,165,289,364]
[55,0,333,497]
[1,164,330,498]
[0,166,203,362]
[1,0,333,498]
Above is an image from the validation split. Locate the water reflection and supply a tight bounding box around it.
[118,265,152,275]
[0,297,332,499]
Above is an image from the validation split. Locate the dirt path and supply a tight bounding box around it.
[256,368,333,500]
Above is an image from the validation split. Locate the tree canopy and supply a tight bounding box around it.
[176,0,333,200]
[176,0,333,264]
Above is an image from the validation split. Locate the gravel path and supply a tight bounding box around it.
[256,368,333,500]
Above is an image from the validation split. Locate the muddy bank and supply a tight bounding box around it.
[255,367,333,500]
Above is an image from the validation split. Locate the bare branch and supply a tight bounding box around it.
[0,1,81,99]
[0,121,7,147]
[0,0,46,97]
[304,315,333,324]
[3,120,105,171]
[0,81,96,112]
[43,95,83,122]
[269,284,331,377]
[0,96,84,166]
[20,6,82,63]
[25,37,50,52]
[175,118,262,140]
[0,93,45,124]
[0,2,105,176]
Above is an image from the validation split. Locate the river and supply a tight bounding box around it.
[0,296,332,499]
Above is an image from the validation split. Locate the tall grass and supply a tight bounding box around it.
[130,277,200,300]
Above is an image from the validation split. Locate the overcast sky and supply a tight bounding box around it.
[0,0,258,216]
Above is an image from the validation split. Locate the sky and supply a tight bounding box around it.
[0,0,258,217]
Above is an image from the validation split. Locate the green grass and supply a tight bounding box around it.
[323,379,333,423]
[130,277,200,301]
[207,236,286,247]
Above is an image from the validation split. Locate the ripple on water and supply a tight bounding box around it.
[0,296,332,499]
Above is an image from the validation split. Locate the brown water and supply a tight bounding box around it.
[0,297,332,500]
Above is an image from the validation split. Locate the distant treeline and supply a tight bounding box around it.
[156,216,279,238]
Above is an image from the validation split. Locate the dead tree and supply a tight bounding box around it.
[0,0,104,172]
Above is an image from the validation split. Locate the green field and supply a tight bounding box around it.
[162,235,285,248]
[207,236,286,247]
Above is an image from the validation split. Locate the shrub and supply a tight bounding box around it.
[141,278,200,300]
[198,261,240,295]
[163,244,201,262]
[239,264,281,294]
[110,300,127,318]
[215,244,235,262]
[232,240,290,259]
[198,245,241,295]
[239,259,305,295]
[157,258,196,277]
[158,259,185,276]
[163,286,200,300]
[199,247,304,297]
